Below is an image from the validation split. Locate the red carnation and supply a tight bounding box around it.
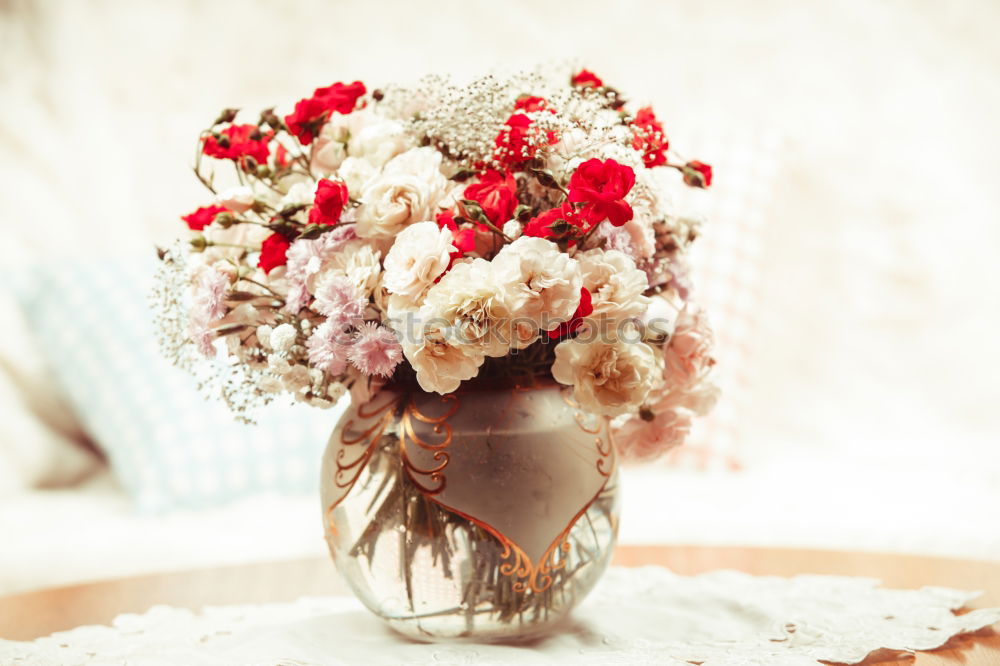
[571,69,604,88]
[258,233,291,274]
[523,203,579,240]
[284,80,366,145]
[513,95,555,114]
[567,158,636,227]
[463,171,518,225]
[202,124,273,165]
[494,113,557,167]
[548,288,592,339]
[683,161,713,188]
[308,178,349,226]
[182,204,228,231]
[631,107,669,168]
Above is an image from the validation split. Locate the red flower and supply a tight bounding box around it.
[182,204,228,231]
[284,80,366,145]
[435,210,476,269]
[631,107,669,168]
[258,233,291,274]
[307,178,349,226]
[523,203,579,240]
[567,158,636,227]
[547,288,592,339]
[513,95,555,114]
[202,124,273,165]
[463,171,518,225]
[683,161,713,188]
[494,113,557,167]
[571,69,604,88]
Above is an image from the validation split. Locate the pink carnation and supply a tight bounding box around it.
[613,407,692,461]
[283,226,358,314]
[662,306,715,387]
[306,320,350,375]
[347,322,403,378]
[189,268,230,357]
[312,275,366,329]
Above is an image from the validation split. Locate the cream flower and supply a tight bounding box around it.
[382,221,455,306]
[355,147,448,239]
[311,239,382,298]
[577,249,650,332]
[337,156,379,195]
[612,407,692,460]
[347,119,412,168]
[400,319,484,394]
[492,236,581,347]
[551,336,658,416]
[421,258,514,358]
[215,185,255,213]
[662,305,715,387]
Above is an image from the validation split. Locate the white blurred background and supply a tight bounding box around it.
[1,0,999,593]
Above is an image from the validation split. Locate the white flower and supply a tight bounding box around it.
[400,319,484,394]
[640,294,680,340]
[551,337,659,416]
[337,156,379,195]
[347,119,412,168]
[269,323,298,353]
[577,249,650,330]
[421,258,515,358]
[492,236,581,347]
[382,221,455,305]
[216,185,255,213]
[502,219,522,240]
[279,181,318,210]
[355,147,448,239]
[312,239,382,298]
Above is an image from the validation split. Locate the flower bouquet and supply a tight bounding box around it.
[154,66,718,641]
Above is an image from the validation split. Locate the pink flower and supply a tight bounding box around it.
[283,226,358,314]
[189,268,230,357]
[312,275,366,329]
[614,408,692,461]
[306,320,350,375]
[347,322,403,378]
[663,306,715,387]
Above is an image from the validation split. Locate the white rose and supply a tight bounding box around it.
[397,313,484,394]
[279,181,318,209]
[348,120,412,168]
[492,236,581,347]
[577,249,650,331]
[551,337,658,416]
[382,221,455,306]
[312,139,347,175]
[421,258,514,358]
[640,293,680,340]
[355,147,448,239]
[216,185,255,213]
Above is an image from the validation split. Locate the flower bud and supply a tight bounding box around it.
[213,108,239,126]
[682,161,713,188]
[190,235,208,252]
[213,212,235,228]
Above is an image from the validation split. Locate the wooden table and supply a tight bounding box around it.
[1,545,997,664]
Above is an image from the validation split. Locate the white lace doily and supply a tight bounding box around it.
[3,566,998,665]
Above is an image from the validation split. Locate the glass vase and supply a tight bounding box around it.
[319,382,620,642]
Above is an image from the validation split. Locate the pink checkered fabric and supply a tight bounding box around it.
[662,131,782,470]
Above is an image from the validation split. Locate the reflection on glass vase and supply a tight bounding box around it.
[320,382,620,642]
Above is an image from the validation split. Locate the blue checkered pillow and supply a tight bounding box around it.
[7,254,345,512]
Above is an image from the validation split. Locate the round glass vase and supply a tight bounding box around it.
[319,383,620,642]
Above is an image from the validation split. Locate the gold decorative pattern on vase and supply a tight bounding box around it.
[398,393,459,495]
[402,385,616,592]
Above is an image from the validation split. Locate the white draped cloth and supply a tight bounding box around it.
[3,566,998,665]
